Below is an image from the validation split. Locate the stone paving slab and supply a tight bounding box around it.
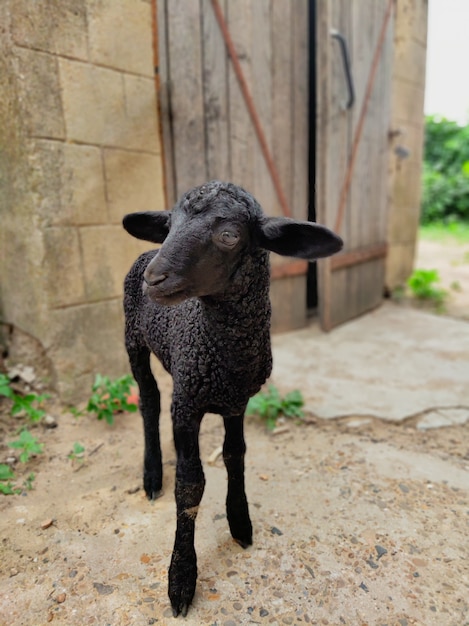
[271,302,469,421]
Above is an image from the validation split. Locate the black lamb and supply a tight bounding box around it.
[122,180,342,617]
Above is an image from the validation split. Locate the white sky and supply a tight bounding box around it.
[424,0,469,123]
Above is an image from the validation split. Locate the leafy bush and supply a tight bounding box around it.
[421,116,469,223]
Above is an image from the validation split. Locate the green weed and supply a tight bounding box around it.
[23,473,36,491]
[0,464,21,495]
[407,269,447,306]
[0,373,49,423]
[68,442,85,462]
[8,429,44,463]
[246,385,304,431]
[0,374,12,398]
[77,374,138,425]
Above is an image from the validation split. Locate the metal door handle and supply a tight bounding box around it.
[330,29,355,109]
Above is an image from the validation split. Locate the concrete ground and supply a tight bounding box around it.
[1,302,468,626]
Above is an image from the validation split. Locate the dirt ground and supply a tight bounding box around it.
[1,237,468,626]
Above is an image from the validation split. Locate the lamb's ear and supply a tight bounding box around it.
[122,211,171,244]
[258,217,343,260]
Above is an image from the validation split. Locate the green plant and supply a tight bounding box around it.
[407,269,447,304]
[81,374,138,425]
[246,385,304,431]
[0,464,21,495]
[8,429,44,463]
[0,373,12,398]
[23,473,36,491]
[68,442,85,462]
[421,116,469,224]
[0,373,49,423]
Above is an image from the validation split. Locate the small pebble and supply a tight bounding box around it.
[43,415,58,429]
[359,582,369,593]
[399,483,410,494]
[260,608,269,617]
[271,526,283,536]
[41,519,54,530]
[375,545,388,560]
[93,582,115,595]
[366,558,379,570]
[56,593,66,604]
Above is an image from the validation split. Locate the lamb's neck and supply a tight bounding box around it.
[199,252,271,334]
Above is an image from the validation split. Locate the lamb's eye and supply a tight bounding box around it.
[220,231,239,246]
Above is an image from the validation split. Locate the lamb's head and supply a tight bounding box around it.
[123,180,342,305]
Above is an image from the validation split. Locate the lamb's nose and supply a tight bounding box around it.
[143,272,167,287]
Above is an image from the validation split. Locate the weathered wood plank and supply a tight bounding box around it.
[250,0,274,213]
[327,0,353,329]
[166,0,206,196]
[271,0,293,219]
[156,0,176,206]
[226,0,254,191]
[315,0,332,328]
[201,0,231,182]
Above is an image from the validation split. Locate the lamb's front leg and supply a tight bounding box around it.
[223,414,252,549]
[168,408,205,617]
[127,347,162,499]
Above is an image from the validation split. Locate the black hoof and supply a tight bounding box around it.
[147,488,163,501]
[143,468,163,500]
[168,553,197,618]
[234,535,252,550]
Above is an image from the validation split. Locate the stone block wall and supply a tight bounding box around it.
[386,0,428,290]
[0,0,165,402]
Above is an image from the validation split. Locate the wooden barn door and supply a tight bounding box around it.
[315,0,394,330]
[156,0,310,332]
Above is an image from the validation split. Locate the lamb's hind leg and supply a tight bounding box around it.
[223,414,252,548]
[128,347,163,500]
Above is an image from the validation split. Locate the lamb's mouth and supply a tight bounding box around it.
[143,282,189,305]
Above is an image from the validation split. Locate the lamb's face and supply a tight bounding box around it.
[123,181,343,306]
[141,186,256,305]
